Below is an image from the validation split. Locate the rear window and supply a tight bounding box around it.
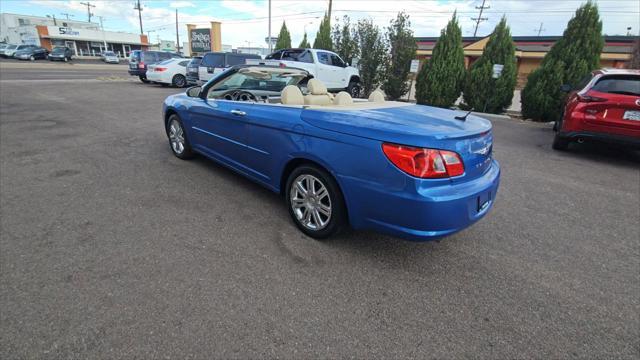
[188,57,202,66]
[202,53,225,67]
[592,75,640,96]
[281,49,313,63]
[265,50,282,60]
[226,53,260,66]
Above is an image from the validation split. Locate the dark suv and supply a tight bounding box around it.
[128,50,183,82]
[186,56,202,85]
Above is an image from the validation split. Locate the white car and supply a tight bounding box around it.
[263,48,361,97]
[1,44,33,58]
[102,51,120,64]
[146,58,191,87]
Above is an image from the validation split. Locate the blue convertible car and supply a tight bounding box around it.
[162,65,500,241]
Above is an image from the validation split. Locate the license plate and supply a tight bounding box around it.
[623,110,640,121]
[477,191,491,213]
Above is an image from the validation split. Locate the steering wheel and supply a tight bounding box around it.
[220,90,258,102]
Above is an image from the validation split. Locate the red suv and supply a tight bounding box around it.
[553,69,640,150]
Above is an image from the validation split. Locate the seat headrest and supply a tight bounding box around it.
[307,79,328,95]
[281,85,304,105]
[368,90,385,102]
[333,91,353,105]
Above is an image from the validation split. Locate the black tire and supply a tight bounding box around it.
[29,55,35,61]
[552,134,570,151]
[347,80,361,98]
[285,165,347,239]
[139,75,149,83]
[166,114,194,159]
[172,74,187,88]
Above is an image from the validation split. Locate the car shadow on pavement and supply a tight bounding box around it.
[557,141,640,167]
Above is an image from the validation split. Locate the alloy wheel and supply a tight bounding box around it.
[290,174,332,231]
[168,119,185,155]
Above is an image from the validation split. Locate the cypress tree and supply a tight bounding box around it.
[382,12,417,100]
[521,1,603,121]
[313,14,333,51]
[462,17,517,113]
[332,15,359,64]
[299,32,310,48]
[415,12,465,107]
[355,18,387,97]
[274,21,291,50]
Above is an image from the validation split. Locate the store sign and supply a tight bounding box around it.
[492,64,504,79]
[410,59,420,73]
[59,27,80,36]
[190,28,211,53]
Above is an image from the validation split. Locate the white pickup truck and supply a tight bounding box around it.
[261,48,361,97]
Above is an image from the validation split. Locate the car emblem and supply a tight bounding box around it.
[636,99,640,107]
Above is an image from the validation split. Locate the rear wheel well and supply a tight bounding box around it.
[349,75,360,84]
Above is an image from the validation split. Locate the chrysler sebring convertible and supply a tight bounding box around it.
[162,65,500,241]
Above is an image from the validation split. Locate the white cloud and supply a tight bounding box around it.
[168,1,196,9]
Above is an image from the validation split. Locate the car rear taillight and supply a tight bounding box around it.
[138,61,145,69]
[155,67,167,72]
[577,94,606,103]
[382,143,465,178]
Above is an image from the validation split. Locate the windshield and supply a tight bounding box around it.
[157,59,176,65]
[208,67,307,97]
[103,51,115,56]
[7,45,17,50]
[52,48,66,53]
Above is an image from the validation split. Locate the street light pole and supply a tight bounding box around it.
[98,16,107,51]
[268,0,272,52]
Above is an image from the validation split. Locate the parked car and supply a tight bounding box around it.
[186,56,202,85]
[14,46,48,61]
[162,65,500,240]
[196,52,261,84]
[1,44,35,58]
[265,48,361,97]
[147,58,191,87]
[554,68,640,150]
[128,50,183,83]
[102,50,120,64]
[48,46,73,62]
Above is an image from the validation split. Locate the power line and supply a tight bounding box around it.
[79,2,95,23]
[60,13,74,20]
[472,0,489,37]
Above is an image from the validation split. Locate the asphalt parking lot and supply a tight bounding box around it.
[1,61,639,359]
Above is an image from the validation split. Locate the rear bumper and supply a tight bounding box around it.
[558,131,640,149]
[128,68,145,76]
[342,160,501,241]
[186,74,199,85]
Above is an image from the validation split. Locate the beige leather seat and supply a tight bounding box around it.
[333,91,353,105]
[281,85,304,105]
[368,90,385,102]
[304,79,333,106]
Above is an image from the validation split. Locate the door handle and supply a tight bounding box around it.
[230,110,246,116]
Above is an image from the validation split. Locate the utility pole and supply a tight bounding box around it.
[79,2,95,23]
[98,16,107,50]
[60,13,74,20]
[328,0,332,21]
[134,0,144,35]
[268,0,272,52]
[472,0,489,37]
[47,14,58,26]
[175,9,180,53]
[535,22,546,36]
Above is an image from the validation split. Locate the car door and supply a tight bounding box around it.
[315,51,338,89]
[329,54,348,88]
[187,93,252,170]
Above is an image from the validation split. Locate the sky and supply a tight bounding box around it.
[1,0,638,48]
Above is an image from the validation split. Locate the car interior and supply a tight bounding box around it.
[205,67,393,109]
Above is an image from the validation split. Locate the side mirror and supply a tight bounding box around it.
[560,84,571,93]
[186,86,202,98]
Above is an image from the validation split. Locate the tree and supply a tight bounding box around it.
[629,37,640,69]
[332,15,359,65]
[274,21,291,50]
[381,12,417,100]
[299,32,310,48]
[415,12,465,107]
[313,14,333,51]
[521,1,603,121]
[355,18,388,97]
[462,17,517,113]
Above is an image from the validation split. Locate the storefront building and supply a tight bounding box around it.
[1,13,148,58]
[415,35,637,88]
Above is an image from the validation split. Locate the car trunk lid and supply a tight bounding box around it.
[301,104,495,181]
